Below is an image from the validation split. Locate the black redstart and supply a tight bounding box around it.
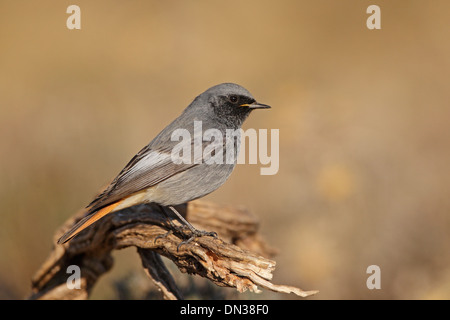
[58,83,270,244]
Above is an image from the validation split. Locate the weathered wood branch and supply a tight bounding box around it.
[29,200,318,300]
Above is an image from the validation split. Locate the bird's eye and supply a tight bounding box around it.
[228,95,239,104]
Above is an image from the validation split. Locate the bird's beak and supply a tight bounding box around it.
[240,102,271,109]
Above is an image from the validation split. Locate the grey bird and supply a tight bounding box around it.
[57,83,270,244]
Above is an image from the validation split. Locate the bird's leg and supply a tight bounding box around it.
[154,205,182,243]
[167,205,217,237]
[160,205,183,230]
[165,205,217,250]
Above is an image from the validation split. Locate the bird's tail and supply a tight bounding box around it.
[57,200,123,244]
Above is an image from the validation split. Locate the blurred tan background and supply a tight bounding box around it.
[1,0,449,299]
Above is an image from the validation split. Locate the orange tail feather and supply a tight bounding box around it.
[57,200,122,244]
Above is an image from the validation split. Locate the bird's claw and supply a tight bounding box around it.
[176,229,218,251]
[154,229,174,243]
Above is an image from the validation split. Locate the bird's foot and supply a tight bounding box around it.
[154,229,174,243]
[177,228,218,252]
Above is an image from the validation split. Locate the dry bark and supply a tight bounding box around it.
[29,200,318,300]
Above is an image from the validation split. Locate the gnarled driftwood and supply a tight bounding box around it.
[29,200,318,299]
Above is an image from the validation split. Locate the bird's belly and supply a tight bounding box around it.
[149,163,236,206]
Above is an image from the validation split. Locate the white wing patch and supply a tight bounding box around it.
[123,150,173,179]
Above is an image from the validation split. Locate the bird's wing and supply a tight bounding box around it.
[85,111,235,214]
[86,142,198,214]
